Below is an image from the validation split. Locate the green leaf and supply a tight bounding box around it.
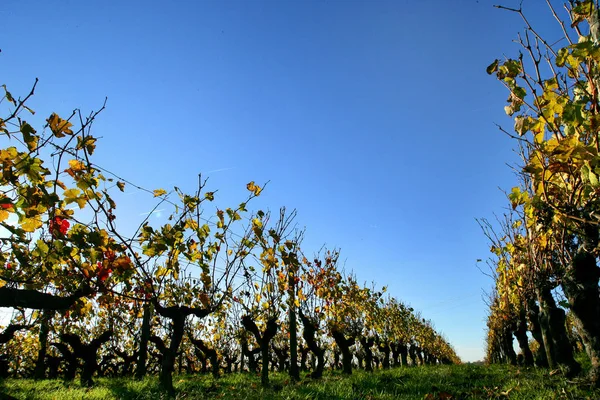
[2,85,16,105]
[226,208,241,221]
[589,170,599,187]
[64,188,87,209]
[571,41,593,59]
[556,48,569,67]
[562,103,585,127]
[143,246,157,257]
[498,59,521,79]
[544,77,559,91]
[558,300,571,309]
[486,59,499,75]
[508,187,528,210]
[18,155,48,184]
[20,122,38,151]
[512,86,526,100]
[583,162,600,187]
[571,1,593,27]
[36,239,49,255]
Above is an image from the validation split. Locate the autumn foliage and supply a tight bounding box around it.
[484,0,600,387]
[0,79,458,393]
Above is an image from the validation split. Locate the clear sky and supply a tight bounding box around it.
[1,0,563,362]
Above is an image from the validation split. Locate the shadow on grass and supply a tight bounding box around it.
[103,379,143,400]
[102,377,178,400]
[0,378,77,400]
[0,379,18,400]
[288,365,515,400]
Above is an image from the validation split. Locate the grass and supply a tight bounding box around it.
[1,364,599,399]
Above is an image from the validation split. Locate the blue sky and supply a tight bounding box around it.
[1,0,563,362]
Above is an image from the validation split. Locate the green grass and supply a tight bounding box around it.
[1,364,599,399]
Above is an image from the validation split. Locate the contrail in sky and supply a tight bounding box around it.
[205,167,235,174]
[139,209,164,216]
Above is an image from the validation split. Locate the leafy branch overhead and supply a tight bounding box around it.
[485,0,600,386]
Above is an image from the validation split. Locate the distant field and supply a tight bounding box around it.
[2,363,599,400]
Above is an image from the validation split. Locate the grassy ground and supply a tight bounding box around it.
[1,364,599,400]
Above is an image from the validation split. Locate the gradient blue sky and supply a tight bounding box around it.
[1,0,563,362]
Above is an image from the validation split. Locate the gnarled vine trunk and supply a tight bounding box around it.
[537,286,580,376]
[298,310,325,378]
[153,302,211,393]
[514,309,534,366]
[359,337,374,372]
[331,329,354,375]
[240,334,260,373]
[52,342,77,381]
[61,330,113,387]
[378,340,391,369]
[526,298,548,367]
[34,310,52,379]
[241,315,278,387]
[561,226,600,386]
[190,336,220,378]
[135,302,153,379]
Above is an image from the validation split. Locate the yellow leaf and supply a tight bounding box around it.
[81,262,92,278]
[184,218,198,230]
[246,181,262,196]
[64,188,81,198]
[530,118,545,134]
[0,210,9,222]
[47,113,74,137]
[153,188,167,197]
[68,159,86,172]
[21,217,43,232]
[75,197,87,209]
[534,130,545,144]
[155,266,168,278]
[0,147,18,162]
